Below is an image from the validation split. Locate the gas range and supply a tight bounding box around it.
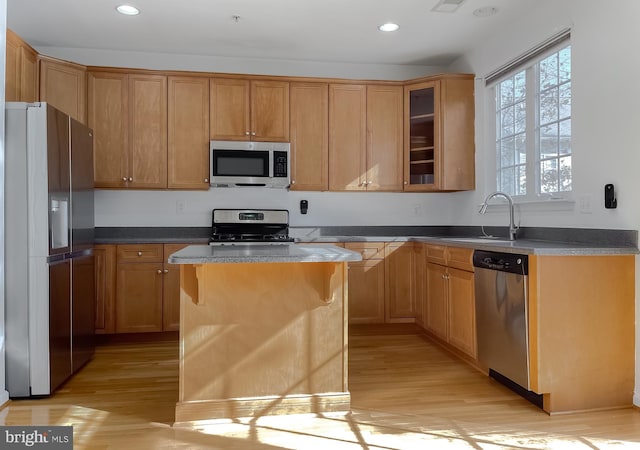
[209,209,294,245]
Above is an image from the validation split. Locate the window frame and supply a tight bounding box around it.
[487,33,572,203]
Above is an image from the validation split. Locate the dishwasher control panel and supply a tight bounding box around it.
[473,250,528,275]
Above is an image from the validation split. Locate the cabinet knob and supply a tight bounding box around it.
[204,178,209,183]
[128,177,133,182]
[245,131,250,136]
[164,269,169,274]
[291,180,296,185]
[251,132,256,136]
[122,177,128,182]
[137,251,143,256]
[404,181,408,185]
[157,269,162,274]
[367,181,373,185]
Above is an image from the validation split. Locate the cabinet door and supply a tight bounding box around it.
[5,30,21,102]
[413,243,426,328]
[447,267,476,358]
[94,244,116,334]
[440,77,475,191]
[329,84,366,191]
[348,260,385,324]
[404,81,439,191]
[5,30,36,102]
[116,262,164,333]
[290,82,328,191]
[162,244,188,331]
[39,57,87,123]
[129,74,168,188]
[210,78,250,140]
[425,262,448,340]
[367,85,403,191]
[88,72,129,188]
[168,76,210,189]
[251,80,289,141]
[20,45,38,102]
[385,243,415,322]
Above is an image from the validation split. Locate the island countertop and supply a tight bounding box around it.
[168,243,363,264]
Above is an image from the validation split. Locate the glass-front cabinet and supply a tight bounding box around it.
[403,76,475,192]
[405,81,438,190]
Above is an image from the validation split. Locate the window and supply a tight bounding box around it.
[491,32,571,200]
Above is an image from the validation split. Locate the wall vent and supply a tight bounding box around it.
[431,0,467,13]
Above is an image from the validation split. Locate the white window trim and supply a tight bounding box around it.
[484,30,573,206]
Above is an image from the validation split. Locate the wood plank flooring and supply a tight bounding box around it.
[2,325,640,449]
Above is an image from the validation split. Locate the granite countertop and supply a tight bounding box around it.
[168,244,363,264]
[298,235,639,256]
[96,226,639,256]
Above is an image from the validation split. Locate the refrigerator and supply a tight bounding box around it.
[5,102,95,397]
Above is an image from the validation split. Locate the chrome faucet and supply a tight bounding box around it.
[479,191,518,241]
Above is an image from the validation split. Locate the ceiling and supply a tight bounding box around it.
[7,0,538,67]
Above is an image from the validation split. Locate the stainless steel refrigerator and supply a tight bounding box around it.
[5,102,95,397]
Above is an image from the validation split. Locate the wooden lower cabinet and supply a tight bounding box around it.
[384,243,415,322]
[423,245,476,359]
[425,262,448,340]
[116,261,164,333]
[346,242,417,324]
[94,244,116,334]
[97,243,187,333]
[345,242,385,324]
[162,244,187,331]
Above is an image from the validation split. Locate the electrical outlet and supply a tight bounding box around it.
[579,194,592,214]
[176,200,185,214]
[412,204,423,216]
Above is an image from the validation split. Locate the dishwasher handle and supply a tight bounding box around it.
[473,250,528,275]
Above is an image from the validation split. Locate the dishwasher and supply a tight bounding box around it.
[473,250,542,406]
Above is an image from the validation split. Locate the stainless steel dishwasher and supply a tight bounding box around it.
[473,250,531,390]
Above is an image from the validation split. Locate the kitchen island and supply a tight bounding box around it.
[168,244,362,423]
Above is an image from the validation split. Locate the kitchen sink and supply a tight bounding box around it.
[444,237,515,243]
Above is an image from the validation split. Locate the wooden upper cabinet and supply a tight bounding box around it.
[329,84,367,191]
[5,29,38,102]
[404,75,474,192]
[210,78,250,140]
[367,85,403,191]
[289,82,329,191]
[5,30,20,102]
[251,80,289,141]
[168,76,210,189]
[88,71,129,188]
[210,78,289,141]
[128,74,168,189]
[329,84,403,192]
[39,56,87,123]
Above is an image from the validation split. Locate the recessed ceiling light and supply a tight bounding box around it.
[473,6,498,17]
[116,5,140,16]
[378,23,400,32]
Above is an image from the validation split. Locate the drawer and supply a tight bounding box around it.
[425,244,447,265]
[344,242,385,260]
[446,246,474,272]
[117,244,164,263]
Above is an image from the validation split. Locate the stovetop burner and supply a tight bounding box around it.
[209,209,294,245]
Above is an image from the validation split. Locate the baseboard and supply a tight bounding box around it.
[174,392,351,424]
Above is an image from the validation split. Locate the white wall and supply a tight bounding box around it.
[448,0,640,405]
[95,189,456,227]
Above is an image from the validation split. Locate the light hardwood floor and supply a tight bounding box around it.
[2,325,640,449]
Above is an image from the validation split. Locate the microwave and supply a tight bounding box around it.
[209,140,290,188]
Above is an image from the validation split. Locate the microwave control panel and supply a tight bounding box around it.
[274,151,288,177]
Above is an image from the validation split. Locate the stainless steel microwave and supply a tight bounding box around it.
[209,140,290,188]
